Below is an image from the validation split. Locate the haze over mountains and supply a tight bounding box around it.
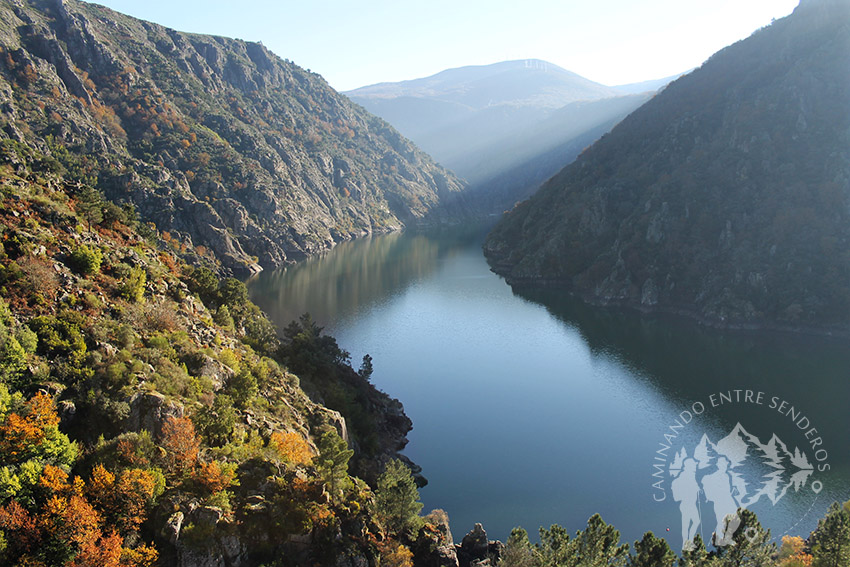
[346,60,675,211]
[485,0,850,331]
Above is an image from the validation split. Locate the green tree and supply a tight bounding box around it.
[537,524,574,567]
[358,354,373,381]
[219,278,248,307]
[119,266,146,303]
[628,532,675,567]
[69,244,103,275]
[185,266,219,306]
[0,335,28,388]
[712,509,774,567]
[678,535,715,567]
[193,394,236,447]
[315,426,353,497]
[810,502,850,567]
[75,186,104,231]
[500,527,539,567]
[225,369,257,409]
[213,305,234,330]
[375,458,423,536]
[574,514,628,567]
[535,515,628,567]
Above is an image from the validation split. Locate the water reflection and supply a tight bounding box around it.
[517,287,850,440]
[249,227,484,331]
[247,228,849,544]
[516,287,850,530]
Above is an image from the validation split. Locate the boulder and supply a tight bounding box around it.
[124,391,184,437]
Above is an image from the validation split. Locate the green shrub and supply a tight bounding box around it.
[185,266,218,305]
[226,369,257,409]
[69,244,103,275]
[193,394,236,447]
[118,265,146,303]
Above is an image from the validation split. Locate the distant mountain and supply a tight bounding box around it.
[485,0,850,331]
[346,60,664,211]
[0,0,466,275]
[348,59,620,112]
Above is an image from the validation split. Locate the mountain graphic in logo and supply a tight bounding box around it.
[669,423,814,549]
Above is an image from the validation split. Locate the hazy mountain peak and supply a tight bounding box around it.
[346,58,620,109]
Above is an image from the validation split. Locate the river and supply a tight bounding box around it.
[247,226,850,547]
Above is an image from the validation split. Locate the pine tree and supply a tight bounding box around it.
[501,527,539,567]
[712,509,774,567]
[574,514,629,567]
[374,458,423,536]
[629,532,675,567]
[315,426,353,497]
[810,502,850,567]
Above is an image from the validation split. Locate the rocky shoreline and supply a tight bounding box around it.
[485,266,850,340]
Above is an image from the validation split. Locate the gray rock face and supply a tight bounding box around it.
[412,510,459,567]
[124,391,184,437]
[456,524,502,567]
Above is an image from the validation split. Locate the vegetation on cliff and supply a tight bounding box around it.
[485,0,850,331]
[0,139,445,566]
[0,0,466,277]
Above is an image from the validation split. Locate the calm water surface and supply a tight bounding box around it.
[247,227,850,546]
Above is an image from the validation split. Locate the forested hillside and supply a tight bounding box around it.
[0,0,465,276]
[485,0,850,331]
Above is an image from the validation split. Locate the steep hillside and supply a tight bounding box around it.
[347,60,660,212]
[485,0,850,331]
[0,136,458,566]
[0,0,465,276]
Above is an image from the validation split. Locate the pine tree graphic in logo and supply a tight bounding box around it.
[668,423,814,550]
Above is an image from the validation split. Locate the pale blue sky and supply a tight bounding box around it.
[84,0,799,91]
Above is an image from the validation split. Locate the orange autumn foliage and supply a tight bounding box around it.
[39,464,71,495]
[42,493,102,556]
[160,415,200,476]
[121,543,159,567]
[87,463,115,497]
[0,392,61,462]
[85,465,156,533]
[195,460,236,493]
[73,529,123,567]
[113,469,157,532]
[778,535,814,567]
[378,539,414,567]
[271,430,314,465]
[115,435,152,467]
[25,392,61,429]
[0,500,41,553]
[0,453,159,565]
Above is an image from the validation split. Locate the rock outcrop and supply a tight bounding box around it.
[456,523,503,567]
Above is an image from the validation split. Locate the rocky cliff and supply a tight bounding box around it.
[0,0,466,276]
[485,0,850,332]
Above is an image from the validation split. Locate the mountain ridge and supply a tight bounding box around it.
[0,0,467,276]
[484,0,850,332]
[346,59,661,212]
